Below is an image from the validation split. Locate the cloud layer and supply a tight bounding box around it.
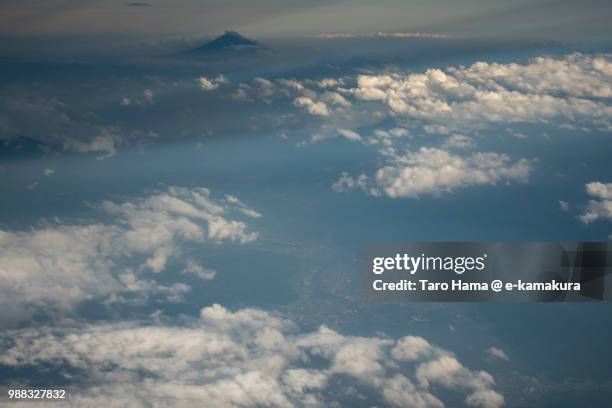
[0,304,504,408]
[333,147,531,198]
[0,187,259,325]
[346,54,611,131]
[220,53,608,200]
[579,182,612,223]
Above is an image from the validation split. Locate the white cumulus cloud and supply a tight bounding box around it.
[335,147,531,199]
[486,347,510,361]
[0,304,504,408]
[337,128,361,141]
[0,187,259,325]
[293,96,329,116]
[198,74,229,91]
[344,54,612,132]
[580,182,612,223]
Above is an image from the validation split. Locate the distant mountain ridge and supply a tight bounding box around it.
[181,31,261,57]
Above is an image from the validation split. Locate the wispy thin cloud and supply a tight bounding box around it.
[313,32,451,40]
